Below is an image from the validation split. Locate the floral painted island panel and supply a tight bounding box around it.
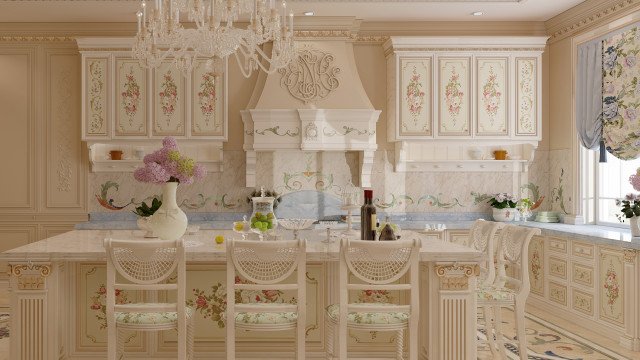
[153,61,186,136]
[515,57,538,136]
[399,57,432,137]
[602,26,640,160]
[438,57,471,136]
[191,59,225,138]
[599,248,624,326]
[476,57,508,136]
[115,58,147,136]
[85,57,109,137]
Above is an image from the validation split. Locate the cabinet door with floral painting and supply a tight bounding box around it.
[83,56,110,139]
[399,57,432,137]
[438,57,471,136]
[115,58,147,137]
[515,57,538,137]
[476,57,508,136]
[152,61,186,137]
[528,235,544,296]
[191,59,227,139]
[598,247,624,327]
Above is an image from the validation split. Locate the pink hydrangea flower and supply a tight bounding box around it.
[133,136,207,185]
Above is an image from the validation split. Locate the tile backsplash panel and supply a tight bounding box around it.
[89,149,551,218]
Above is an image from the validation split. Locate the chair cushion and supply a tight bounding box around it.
[325,303,409,325]
[476,286,516,302]
[115,305,193,325]
[235,304,298,325]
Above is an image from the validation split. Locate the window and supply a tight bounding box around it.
[582,147,640,227]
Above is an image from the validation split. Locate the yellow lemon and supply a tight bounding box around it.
[215,235,225,244]
[233,222,244,231]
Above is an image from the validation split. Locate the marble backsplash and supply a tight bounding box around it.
[89,149,552,219]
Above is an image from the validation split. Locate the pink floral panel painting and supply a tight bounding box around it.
[400,57,432,136]
[438,57,471,136]
[476,58,508,136]
[191,59,226,137]
[115,59,147,136]
[153,61,185,136]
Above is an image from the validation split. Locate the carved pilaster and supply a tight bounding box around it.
[624,249,638,264]
[435,263,480,290]
[10,263,51,290]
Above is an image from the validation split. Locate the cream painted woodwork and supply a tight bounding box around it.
[77,38,228,173]
[527,235,640,352]
[2,229,483,360]
[446,229,470,246]
[0,42,87,259]
[528,235,545,296]
[384,36,546,175]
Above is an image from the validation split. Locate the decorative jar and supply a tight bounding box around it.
[148,182,188,240]
[250,190,278,240]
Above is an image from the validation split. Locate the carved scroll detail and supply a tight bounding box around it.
[435,264,480,290]
[279,47,340,104]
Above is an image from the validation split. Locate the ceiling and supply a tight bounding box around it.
[0,0,586,23]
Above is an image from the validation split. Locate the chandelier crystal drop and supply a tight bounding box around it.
[132,0,296,77]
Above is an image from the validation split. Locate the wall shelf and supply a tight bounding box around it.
[87,141,223,173]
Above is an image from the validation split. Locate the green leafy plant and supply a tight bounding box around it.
[133,198,162,217]
[616,193,640,221]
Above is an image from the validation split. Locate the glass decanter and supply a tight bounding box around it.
[250,187,278,241]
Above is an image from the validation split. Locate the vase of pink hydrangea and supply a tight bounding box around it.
[133,137,206,240]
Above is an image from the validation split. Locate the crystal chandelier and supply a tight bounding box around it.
[132,0,296,77]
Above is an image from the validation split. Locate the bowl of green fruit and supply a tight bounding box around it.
[250,212,277,240]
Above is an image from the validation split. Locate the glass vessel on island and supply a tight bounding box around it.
[250,187,278,241]
[360,189,377,240]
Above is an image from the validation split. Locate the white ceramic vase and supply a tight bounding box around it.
[492,208,517,222]
[630,216,640,237]
[148,182,188,240]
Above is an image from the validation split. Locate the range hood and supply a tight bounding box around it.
[241,18,381,187]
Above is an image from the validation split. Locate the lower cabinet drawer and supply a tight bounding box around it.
[549,282,567,306]
[548,237,567,254]
[572,241,595,259]
[549,257,567,279]
[572,288,594,316]
[572,262,594,288]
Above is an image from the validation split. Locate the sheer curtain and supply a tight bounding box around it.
[576,39,603,151]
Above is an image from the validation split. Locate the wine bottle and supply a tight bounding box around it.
[360,189,377,240]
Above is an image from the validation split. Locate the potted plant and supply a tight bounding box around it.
[133,198,162,237]
[487,193,518,222]
[616,193,640,236]
[517,198,533,222]
[133,137,206,240]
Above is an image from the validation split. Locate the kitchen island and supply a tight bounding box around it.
[1,229,481,360]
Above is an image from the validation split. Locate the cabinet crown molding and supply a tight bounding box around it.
[383,36,548,56]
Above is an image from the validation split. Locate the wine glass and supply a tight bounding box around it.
[232,216,251,241]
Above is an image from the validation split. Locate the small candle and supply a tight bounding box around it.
[289,11,293,34]
[142,1,147,24]
[136,11,142,32]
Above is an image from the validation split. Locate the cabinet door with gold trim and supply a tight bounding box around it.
[515,57,538,137]
[152,61,186,137]
[83,56,110,139]
[399,57,432,137]
[528,235,544,296]
[191,59,226,139]
[438,57,471,136]
[115,58,147,137]
[599,247,624,326]
[475,57,508,136]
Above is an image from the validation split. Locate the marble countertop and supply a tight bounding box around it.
[75,218,640,250]
[0,229,481,263]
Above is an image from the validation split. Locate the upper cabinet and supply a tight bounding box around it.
[384,36,546,172]
[78,38,227,172]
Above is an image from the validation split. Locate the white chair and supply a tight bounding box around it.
[468,219,504,287]
[325,238,420,360]
[104,238,194,360]
[476,224,541,360]
[226,238,306,360]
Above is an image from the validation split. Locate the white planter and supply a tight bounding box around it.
[492,208,517,222]
[630,216,640,237]
[148,182,188,240]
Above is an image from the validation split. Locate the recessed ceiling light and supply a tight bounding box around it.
[471,11,484,16]
[303,11,315,16]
